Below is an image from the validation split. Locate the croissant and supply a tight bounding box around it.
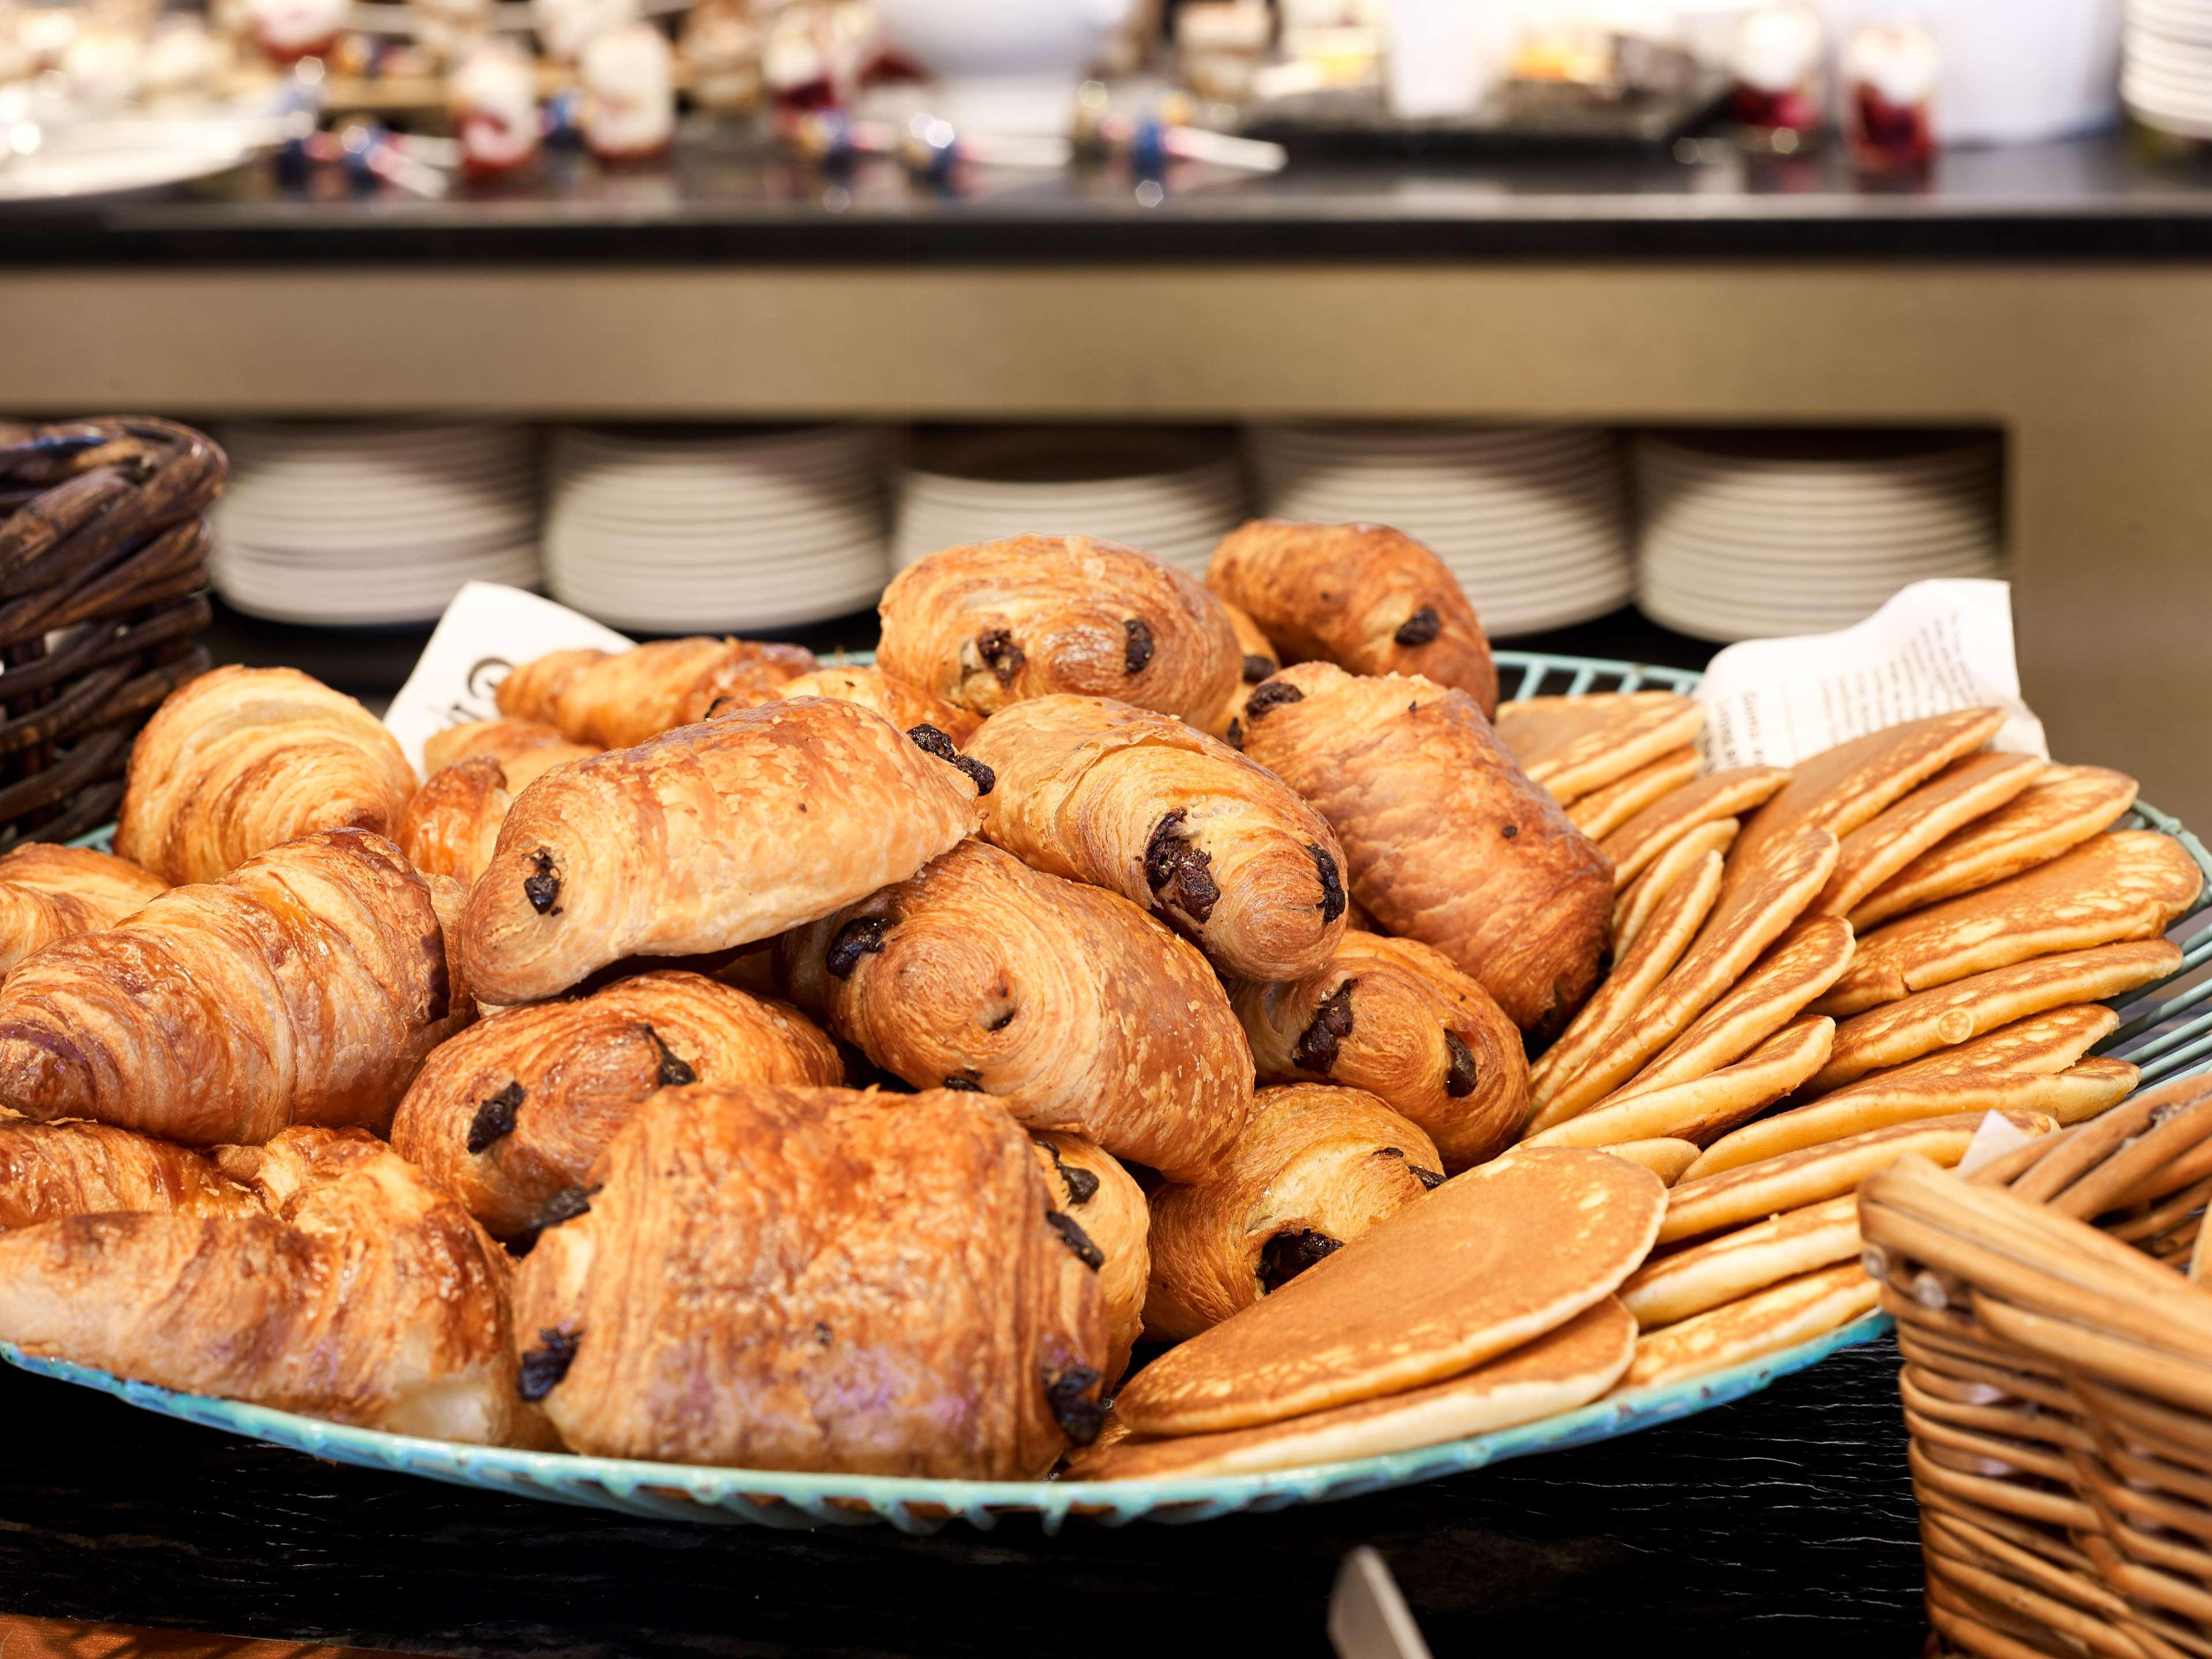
[877,535,1242,723]
[496,637,819,749]
[772,665,980,744]
[391,969,844,1240]
[0,1115,260,1228]
[777,838,1253,1181]
[0,828,473,1145]
[967,694,1350,981]
[1206,520,1498,718]
[1238,662,1613,1037]
[0,843,166,975]
[0,1126,527,1444]
[422,718,596,794]
[1143,1083,1442,1342]
[115,666,419,885]
[1205,601,1281,745]
[510,1082,1108,1476]
[1032,1131,1150,1382]
[1228,931,1529,1171]
[397,755,511,885]
[461,697,984,1005]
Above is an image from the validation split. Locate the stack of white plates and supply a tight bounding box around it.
[2124,0,2212,135]
[544,426,892,633]
[893,429,1246,576]
[1246,425,1633,636]
[1633,431,2004,642]
[211,423,541,626]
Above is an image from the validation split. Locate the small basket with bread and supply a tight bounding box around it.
[0,473,2205,1537]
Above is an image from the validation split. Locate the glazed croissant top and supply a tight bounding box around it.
[0,843,167,976]
[1228,930,1530,1171]
[777,838,1255,1181]
[390,969,844,1240]
[1238,661,1613,1037]
[0,1126,526,1445]
[422,718,596,794]
[461,697,986,1005]
[0,828,474,1145]
[397,755,512,886]
[495,637,818,749]
[0,1114,261,1229]
[115,665,420,886]
[876,535,1243,723]
[1207,520,1499,719]
[966,694,1350,982]
[772,665,982,744]
[510,1082,1108,1477]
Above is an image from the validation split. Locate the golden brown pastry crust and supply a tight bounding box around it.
[1206,520,1498,718]
[1143,1083,1442,1342]
[510,1082,1108,1476]
[0,1115,260,1228]
[1206,602,1281,744]
[422,718,596,794]
[1238,661,1613,1037]
[776,839,1253,1181]
[398,755,512,886]
[497,637,819,749]
[115,666,419,886]
[0,844,166,976]
[967,694,1349,981]
[391,969,843,1240]
[1031,1132,1150,1383]
[1229,931,1529,1171]
[0,1126,525,1444]
[774,665,981,744]
[461,697,984,1006]
[0,828,472,1146]
[877,535,1242,722]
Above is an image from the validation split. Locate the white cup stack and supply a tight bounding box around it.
[211,422,542,626]
[2125,0,2212,135]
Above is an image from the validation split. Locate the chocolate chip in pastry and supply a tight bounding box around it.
[877,535,1241,723]
[1206,520,1498,718]
[391,969,843,1241]
[967,693,1350,982]
[0,844,166,977]
[460,696,984,1005]
[1238,661,1613,1039]
[1031,1131,1150,1383]
[777,838,1254,1182]
[116,665,419,886]
[1142,1082,1443,1343]
[1204,600,1282,748]
[510,1082,1108,1476]
[496,637,818,749]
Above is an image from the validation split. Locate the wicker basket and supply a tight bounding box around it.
[0,418,219,847]
[1861,1073,2212,1657]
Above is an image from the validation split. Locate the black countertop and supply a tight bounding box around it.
[16,124,2212,265]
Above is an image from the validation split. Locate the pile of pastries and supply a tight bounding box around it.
[0,519,2198,1489]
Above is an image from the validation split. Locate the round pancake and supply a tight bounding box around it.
[1111,1147,1664,1437]
[1528,1016,1834,1150]
[1721,708,2006,908]
[1601,766,1791,893]
[1600,1138,1702,1184]
[1568,748,1704,840]
[1615,818,1740,952]
[1539,825,1839,1126]
[1606,917,1856,1103]
[1528,850,1722,1126]
[1495,693,1706,807]
[1616,1262,1880,1392]
[1812,751,2045,922]
[1681,1007,2128,1180]
[1065,1299,1635,1482]
[1804,939,2183,1096]
[1815,831,2204,1018]
[1658,1108,2056,1245]
[1620,1194,1861,1328]
[1850,765,2141,932]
